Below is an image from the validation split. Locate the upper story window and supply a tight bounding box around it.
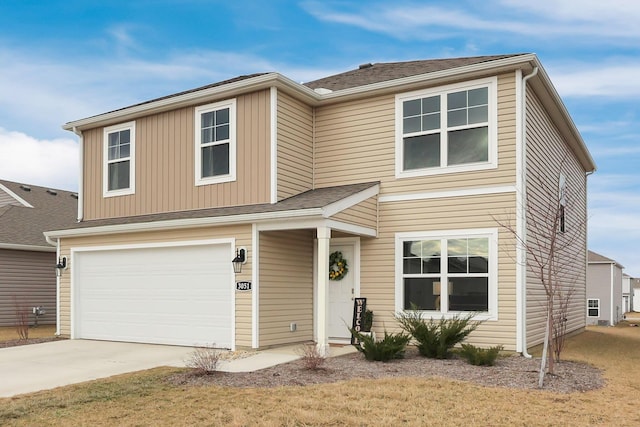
[195,99,236,186]
[395,77,497,178]
[103,121,135,197]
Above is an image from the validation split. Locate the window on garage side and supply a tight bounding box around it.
[103,121,135,197]
[396,77,497,178]
[397,229,497,319]
[587,299,600,317]
[195,99,236,186]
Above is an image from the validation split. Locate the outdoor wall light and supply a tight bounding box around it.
[232,248,247,274]
[56,256,67,269]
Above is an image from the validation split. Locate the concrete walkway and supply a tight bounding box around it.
[0,340,355,398]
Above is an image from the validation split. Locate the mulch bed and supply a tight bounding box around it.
[169,347,604,394]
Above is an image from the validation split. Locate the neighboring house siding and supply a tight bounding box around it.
[0,249,56,326]
[586,264,612,325]
[82,90,272,220]
[525,90,588,346]
[277,90,313,200]
[363,192,519,351]
[331,196,378,231]
[258,230,313,347]
[313,73,517,195]
[58,225,253,347]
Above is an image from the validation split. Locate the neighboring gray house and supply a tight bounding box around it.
[632,277,640,313]
[0,180,77,327]
[622,274,634,314]
[587,250,624,326]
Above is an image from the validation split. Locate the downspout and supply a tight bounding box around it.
[72,126,84,222]
[45,234,61,336]
[519,66,538,358]
[610,263,615,325]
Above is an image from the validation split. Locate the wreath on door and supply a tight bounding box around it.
[329,251,349,281]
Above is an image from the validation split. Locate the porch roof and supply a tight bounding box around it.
[44,182,380,240]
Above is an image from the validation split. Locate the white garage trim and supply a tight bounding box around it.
[71,239,236,349]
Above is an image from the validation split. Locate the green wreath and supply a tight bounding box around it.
[329,251,349,281]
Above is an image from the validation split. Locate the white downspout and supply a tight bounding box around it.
[518,66,538,358]
[610,263,615,325]
[72,126,84,222]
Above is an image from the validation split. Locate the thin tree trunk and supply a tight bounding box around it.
[538,306,550,388]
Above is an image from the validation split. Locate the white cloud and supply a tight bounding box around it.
[547,62,640,98]
[302,1,640,41]
[0,128,78,191]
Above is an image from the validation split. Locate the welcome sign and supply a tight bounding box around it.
[351,297,367,345]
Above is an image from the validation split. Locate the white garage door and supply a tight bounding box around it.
[73,242,233,348]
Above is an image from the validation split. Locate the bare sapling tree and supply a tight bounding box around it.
[13,295,30,340]
[494,153,587,388]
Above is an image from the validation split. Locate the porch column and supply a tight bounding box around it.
[316,226,331,355]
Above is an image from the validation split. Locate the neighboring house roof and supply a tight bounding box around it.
[45,182,380,237]
[0,180,78,251]
[588,250,625,269]
[303,54,522,91]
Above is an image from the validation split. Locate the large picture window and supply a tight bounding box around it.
[396,78,497,178]
[195,99,236,185]
[103,121,135,197]
[396,229,498,319]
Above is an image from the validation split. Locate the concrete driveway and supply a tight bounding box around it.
[0,339,194,398]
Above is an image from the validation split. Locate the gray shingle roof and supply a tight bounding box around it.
[588,250,624,268]
[304,54,527,91]
[51,182,379,233]
[0,180,78,248]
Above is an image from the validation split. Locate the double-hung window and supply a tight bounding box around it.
[396,229,498,320]
[103,121,135,197]
[587,299,600,317]
[396,77,497,177]
[195,99,236,185]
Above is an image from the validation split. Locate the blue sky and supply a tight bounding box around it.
[0,0,638,276]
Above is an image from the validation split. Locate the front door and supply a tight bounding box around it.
[328,242,356,340]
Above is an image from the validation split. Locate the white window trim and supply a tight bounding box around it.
[587,298,600,317]
[395,76,498,179]
[194,99,237,186]
[395,228,499,321]
[103,121,135,198]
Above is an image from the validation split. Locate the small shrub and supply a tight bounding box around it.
[362,310,374,332]
[13,296,29,340]
[351,329,410,362]
[396,310,482,359]
[185,345,221,374]
[458,343,503,366]
[297,343,327,370]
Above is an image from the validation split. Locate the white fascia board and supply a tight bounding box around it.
[0,243,56,252]
[45,207,325,239]
[0,183,34,208]
[322,184,380,217]
[379,185,516,203]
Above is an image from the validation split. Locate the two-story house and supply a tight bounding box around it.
[45,54,595,353]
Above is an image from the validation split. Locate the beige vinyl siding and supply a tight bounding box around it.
[525,90,588,347]
[277,91,313,200]
[313,73,518,195]
[58,224,253,347]
[363,192,519,350]
[331,196,378,231]
[83,90,272,220]
[0,249,56,326]
[258,230,313,347]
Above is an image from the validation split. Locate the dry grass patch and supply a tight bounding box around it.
[0,325,56,341]
[1,325,640,426]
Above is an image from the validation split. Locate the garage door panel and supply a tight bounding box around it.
[74,243,233,348]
